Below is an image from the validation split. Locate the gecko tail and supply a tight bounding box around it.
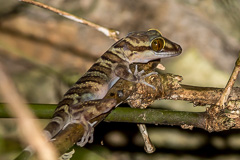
[15,146,34,160]
[44,110,70,140]
[15,110,69,159]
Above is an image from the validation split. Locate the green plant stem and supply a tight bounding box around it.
[0,103,205,129]
[0,103,55,119]
[105,107,206,129]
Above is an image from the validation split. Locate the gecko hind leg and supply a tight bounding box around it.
[76,117,97,147]
[86,122,95,143]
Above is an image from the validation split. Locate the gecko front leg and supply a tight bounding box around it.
[115,63,157,89]
[133,65,158,89]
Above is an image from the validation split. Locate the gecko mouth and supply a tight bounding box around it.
[155,49,182,58]
[157,41,182,57]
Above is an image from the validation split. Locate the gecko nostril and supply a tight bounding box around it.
[173,43,182,54]
[177,44,182,54]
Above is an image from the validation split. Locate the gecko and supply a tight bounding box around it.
[43,29,182,147]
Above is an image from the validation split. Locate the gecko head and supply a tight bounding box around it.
[149,29,182,57]
[125,29,182,63]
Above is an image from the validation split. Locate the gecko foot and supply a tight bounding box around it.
[134,65,158,90]
[59,149,75,160]
[77,121,96,147]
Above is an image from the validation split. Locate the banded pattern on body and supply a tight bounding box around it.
[63,47,127,102]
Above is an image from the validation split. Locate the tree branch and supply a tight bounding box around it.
[2,66,238,155]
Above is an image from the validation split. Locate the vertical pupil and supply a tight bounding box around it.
[155,41,158,49]
[156,40,159,50]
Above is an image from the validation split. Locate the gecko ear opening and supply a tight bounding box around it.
[150,38,165,52]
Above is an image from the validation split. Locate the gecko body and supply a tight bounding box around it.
[44,29,182,146]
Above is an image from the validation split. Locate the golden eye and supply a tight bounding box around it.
[151,38,165,52]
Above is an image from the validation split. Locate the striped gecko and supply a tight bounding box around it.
[44,29,182,147]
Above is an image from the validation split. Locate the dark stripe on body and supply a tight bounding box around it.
[76,78,100,85]
[58,98,74,107]
[114,39,151,52]
[101,50,123,64]
[64,84,100,97]
[88,63,112,77]
[78,75,108,84]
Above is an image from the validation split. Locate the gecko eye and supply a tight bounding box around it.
[151,38,165,52]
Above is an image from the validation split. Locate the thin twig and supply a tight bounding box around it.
[204,54,240,131]
[137,124,155,153]
[19,0,120,41]
[0,63,58,160]
[217,54,240,109]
